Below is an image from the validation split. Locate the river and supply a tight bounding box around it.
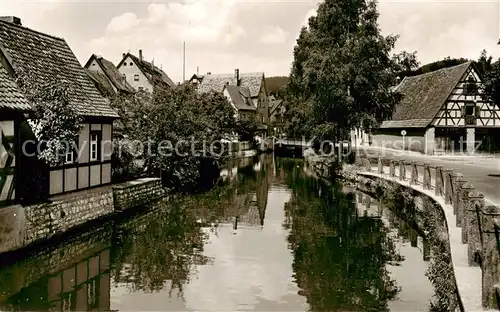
[0,154,436,311]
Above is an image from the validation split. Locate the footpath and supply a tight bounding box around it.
[358,146,500,206]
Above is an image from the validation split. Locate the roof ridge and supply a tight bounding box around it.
[0,19,65,42]
[407,61,471,80]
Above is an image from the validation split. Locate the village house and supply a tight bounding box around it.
[195,69,270,132]
[0,62,31,207]
[116,50,176,92]
[268,96,287,135]
[370,61,500,154]
[223,84,256,120]
[0,16,120,198]
[84,54,135,98]
[188,73,205,87]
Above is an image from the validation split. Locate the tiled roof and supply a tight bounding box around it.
[0,63,30,111]
[225,84,256,111]
[269,99,283,115]
[84,69,115,99]
[379,119,432,129]
[0,19,119,118]
[198,72,264,97]
[387,61,471,128]
[121,53,176,88]
[86,54,134,93]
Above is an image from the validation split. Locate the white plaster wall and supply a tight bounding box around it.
[371,133,425,153]
[117,56,152,92]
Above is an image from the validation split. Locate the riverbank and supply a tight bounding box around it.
[0,154,445,311]
[0,177,170,255]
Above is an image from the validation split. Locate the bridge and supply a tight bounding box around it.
[270,137,312,158]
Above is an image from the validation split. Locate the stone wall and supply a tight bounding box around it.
[112,177,167,211]
[23,188,114,246]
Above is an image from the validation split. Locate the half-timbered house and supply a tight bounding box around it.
[0,63,31,207]
[372,61,500,154]
[0,16,119,198]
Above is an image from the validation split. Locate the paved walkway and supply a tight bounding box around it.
[359,146,500,206]
[357,170,488,312]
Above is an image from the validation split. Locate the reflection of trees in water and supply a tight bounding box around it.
[112,202,210,298]
[280,158,401,312]
[111,155,274,298]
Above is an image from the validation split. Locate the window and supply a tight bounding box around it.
[90,131,101,161]
[138,86,144,91]
[463,77,477,95]
[88,279,97,309]
[123,62,127,66]
[466,104,475,116]
[130,62,134,66]
[65,141,76,164]
[134,74,140,81]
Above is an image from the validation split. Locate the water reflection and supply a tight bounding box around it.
[0,154,436,311]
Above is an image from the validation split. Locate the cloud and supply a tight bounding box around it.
[303,8,317,28]
[106,12,140,33]
[260,26,288,44]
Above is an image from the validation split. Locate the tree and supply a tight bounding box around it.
[111,84,238,192]
[393,50,420,72]
[15,67,83,165]
[235,116,259,141]
[475,49,493,76]
[287,0,401,142]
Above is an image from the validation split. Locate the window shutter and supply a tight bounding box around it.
[461,105,466,117]
[475,105,481,118]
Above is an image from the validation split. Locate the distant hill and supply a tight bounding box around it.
[399,57,470,79]
[266,76,289,95]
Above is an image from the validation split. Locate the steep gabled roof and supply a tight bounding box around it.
[224,84,256,111]
[381,61,472,129]
[0,19,118,118]
[269,99,283,115]
[84,54,134,94]
[117,53,176,88]
[84,69,115,99]
[198,72,264,97]
[0,63,30,112]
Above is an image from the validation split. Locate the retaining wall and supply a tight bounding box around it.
[112,177,168,211]
[358,156,500,311]
[24,188,114,246]
[0,177,171,254]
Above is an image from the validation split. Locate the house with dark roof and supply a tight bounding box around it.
[84,54,135,98]
[223,84,256,120]
[0,16,119,198]
[0,62,31,206]
[371,61,500,154]
[269,98,287,135]
[117,50,176,93]
[195,69,270,132]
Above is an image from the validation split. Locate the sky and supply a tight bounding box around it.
[2,0,500,84]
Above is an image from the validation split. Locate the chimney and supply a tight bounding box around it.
[0,16,22,25]
[139,49,143,62]
[122,53,126,58]
[235,68,240,86]
[207,72,211,75]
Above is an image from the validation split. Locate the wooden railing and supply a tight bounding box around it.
[360,156,500,310]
